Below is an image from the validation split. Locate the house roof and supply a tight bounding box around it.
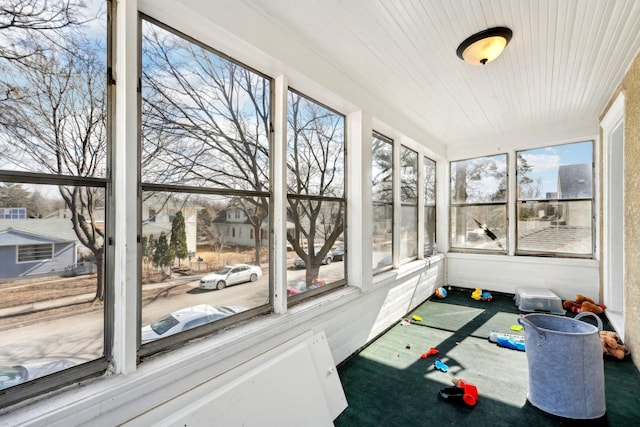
[558,164,593,199]
[0,219,78,246]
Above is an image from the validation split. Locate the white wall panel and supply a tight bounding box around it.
[447,253,599,301]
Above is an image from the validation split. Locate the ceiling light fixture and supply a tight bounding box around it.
[456,27,513,65]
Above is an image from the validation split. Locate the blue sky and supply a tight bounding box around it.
[519,141,592,195]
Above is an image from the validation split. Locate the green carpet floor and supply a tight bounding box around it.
[335,288,640,426]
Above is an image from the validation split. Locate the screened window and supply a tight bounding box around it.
[0,0,109,406]
[516,141,594,257]
[424,156,436,256]
[450,154,508,252]
[400,146,418,262]
[18,244,54,262]
[372,133,393,273]
[140,16,271,352]
[286,90,345,300]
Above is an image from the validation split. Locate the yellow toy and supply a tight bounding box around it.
[471,288,482,300]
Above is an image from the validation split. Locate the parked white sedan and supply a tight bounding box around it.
[0,359,76,390]
[141,304,247,343]
[199,264,263,290]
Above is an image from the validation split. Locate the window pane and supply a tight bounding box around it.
[0,0,107,403]
[400,205,417,260]
[18,244,54,262]
[517,200,593,255]
[286,91,345,297]
[450,205,507,251]
[141,20,270,192]
[424,156,436,256]
[372,202,393,273]
[424,157,436,206]
[0,182,105,387]
[400,146,417,262]
[287,92,344,198]
[400,147,418,204]
[424,206,436,256]
[0,3,107,178]
[286,199,345,296]
[141,191,269,344]
[451,154,507,204]
[372,134,393,203]
[517,141,593,200]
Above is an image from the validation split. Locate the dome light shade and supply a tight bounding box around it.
[456,27,513,65]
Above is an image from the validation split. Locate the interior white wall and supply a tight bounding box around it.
[448,253,599,301]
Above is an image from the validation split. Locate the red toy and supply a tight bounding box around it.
[439,377,479,406]
[420,347,439,359]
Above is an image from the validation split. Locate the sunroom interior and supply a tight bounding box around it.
[1,0,640,425]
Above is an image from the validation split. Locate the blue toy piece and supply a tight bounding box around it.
[434,358,449,372]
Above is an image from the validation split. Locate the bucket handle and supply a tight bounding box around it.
[518,316,546,346]
[518,312,604,347]
[574,311,603,331]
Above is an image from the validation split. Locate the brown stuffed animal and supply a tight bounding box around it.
[562,294,605,314]
[599,331,629,360]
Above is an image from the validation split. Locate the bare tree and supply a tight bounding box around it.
[287,92,345,287]
[0,30,108,300]
[141,22,270,266]
[0,0,86,63]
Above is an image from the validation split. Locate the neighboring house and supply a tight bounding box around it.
[211,206,269,249]
[141,194,199,254]
[0,219,79,281]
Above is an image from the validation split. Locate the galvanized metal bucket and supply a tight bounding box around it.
[519,312,606,419]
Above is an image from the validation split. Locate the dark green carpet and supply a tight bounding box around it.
[335,288,640,427]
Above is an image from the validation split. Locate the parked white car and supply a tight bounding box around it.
[0,359,76,390]
[199,264,263,290]
[141,304,247,344]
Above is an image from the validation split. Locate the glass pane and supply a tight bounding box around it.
[141,20,270,191]
[517,200,593,255]
[400,146,418,204]
[450,205,507,251]
[286,199,345,296]
[517,141,593,200]
[451,154,507,204]
[424,206,436,256]
[372,134,393,203]
[424,156,436,206]
[0,182,105,388]
[400,204,417,261]
[0,2,107,177]
[372,202,393,273]
[141,191,269,344]
[287,92,344,197]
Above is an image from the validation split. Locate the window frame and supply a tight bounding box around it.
[0,0,113,409]
[424,155,437,256]
[399,145,418,263]
[285,88,347,305]
[17,244,54,263]
[449,153,509,254]
[137,14,273,357]
[515,141,595,258]
[371,132,394,274]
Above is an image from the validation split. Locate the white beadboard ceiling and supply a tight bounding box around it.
[236,0,640,148]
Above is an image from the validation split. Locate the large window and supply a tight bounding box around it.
[400,146,418,262]
[424,156,436,256]
[450,154,507,252]
[0,0,109,406]
[516,141,594,257]
[372,133,393,273]
[140,17,271,352]
[286,90,345,300]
